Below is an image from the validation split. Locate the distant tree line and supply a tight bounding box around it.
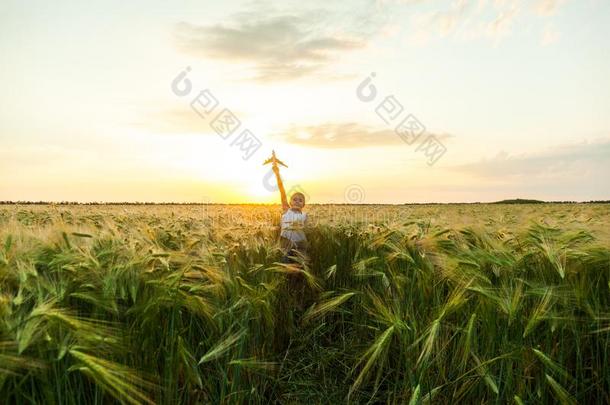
[491,199,610,204]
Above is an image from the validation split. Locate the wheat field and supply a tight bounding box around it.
[0,203,608,404]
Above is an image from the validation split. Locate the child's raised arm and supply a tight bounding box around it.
[280,186,289,212]
[273,166,289,212]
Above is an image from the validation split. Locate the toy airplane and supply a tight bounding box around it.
[263,150,288,169]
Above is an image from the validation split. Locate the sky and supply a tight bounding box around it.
[1,0,609,203]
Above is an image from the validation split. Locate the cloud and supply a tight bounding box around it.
[454,138,610,180]
[534,0,563,16]
[407,0,471,44]
[406,0,522,45]
[540,22,560,46]
[174,10,367,82]
[404,0,567,45]
[486,2,520,43]
[449,138,610,201]
[276,122,452,148]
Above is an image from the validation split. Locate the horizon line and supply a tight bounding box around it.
[1,199,609,206]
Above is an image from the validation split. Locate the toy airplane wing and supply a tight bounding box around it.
[263,151,288,167]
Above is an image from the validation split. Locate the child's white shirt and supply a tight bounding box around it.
[280,209,307,243]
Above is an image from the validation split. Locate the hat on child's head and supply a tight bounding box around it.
[290,192,305,201]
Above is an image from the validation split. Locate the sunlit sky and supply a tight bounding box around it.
[1,0,609,203]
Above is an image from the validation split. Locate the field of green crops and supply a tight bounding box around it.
[0,204,608,404]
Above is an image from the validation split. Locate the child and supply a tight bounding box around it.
[279,191,308,264]
[262,150,308,264]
